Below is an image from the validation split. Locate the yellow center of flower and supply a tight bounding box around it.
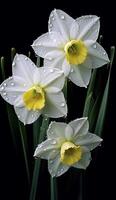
[60,141,82,165]
[23,85,45,111]
[64,40,88,65]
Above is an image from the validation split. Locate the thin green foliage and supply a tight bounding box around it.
[95,46,115,136]
[29,116,49,200]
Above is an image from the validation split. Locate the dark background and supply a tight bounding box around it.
[0,1,116,200]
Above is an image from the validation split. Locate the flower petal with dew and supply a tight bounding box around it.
[34,117,102,177]
[32,9,109,87]
[0,54,67,125]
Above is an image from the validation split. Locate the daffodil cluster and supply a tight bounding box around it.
[0,9,109,177]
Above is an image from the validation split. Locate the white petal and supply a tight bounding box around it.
[47,121,67,139]
[14,95,24,107]
[14,106,41,125]
[73,151,91,169]
[33,68,41,84]
[43,92,67,118]
[44,55,65,69]
[34,138,58,159]
[32,33,59,58]
[69,117,89,139]
[76,15,100,41]
[45,87,61,93]
[48,153,69,177]
[65,124,74,140]
[0,76,27,106]
[68,65,91,87]
[70,20,79,39]
[48,31,65,46]
[62,59,71,76]
[45,50,64,60]
[49,9,74,42]
[39,67,64,88]
[88,42,110,68]
[75,132,103,151]
[12,54,37,85]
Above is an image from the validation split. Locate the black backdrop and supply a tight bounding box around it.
[0,1,116,200]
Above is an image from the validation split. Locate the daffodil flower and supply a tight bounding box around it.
[32,9,109,87]
[0,54,67,124]
[34,117,102,177]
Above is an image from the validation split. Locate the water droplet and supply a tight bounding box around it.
[18,115,20,119]
[52,17,55,21]
[38,43,41,46]
[9,77,13,80]
[71,69,73,73]
[93,44,97,48]
[3,83,7,87]
[51,13,54,17]
[103,52,106,55]
[61,15,64,19]
[11,82,14,86]
[49,28,52,32]
[49,24,53,28]
[43,69,46,73]
[3,92,6,96]
[48,57,52,61]
[43,148,47,151]
[1,86,4,90]
[24,57,28,61]
[45,117,48,121]
[61,103,65,107]
[51,140,57,145]
[32,114,34,118]
[50,69,54,73]
[5,97,9,101]
[51,131,54,135]
[12,62,15,67]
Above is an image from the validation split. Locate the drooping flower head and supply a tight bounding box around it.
[0,54,67,124]
[34,117,102,177]
[32,9,109,87]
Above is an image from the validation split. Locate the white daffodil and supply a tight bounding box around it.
[34,117,102,177]
[0,54,67,125]
[32,9,109,87]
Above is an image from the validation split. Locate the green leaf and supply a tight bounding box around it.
[83,69,97,117]
[0,57,5,80]
[18,121,31,185]
[83,92,94,117]
[11,48,16,62]
[89,94,101,132]
[94,46,115,136]
[29,116,50,200]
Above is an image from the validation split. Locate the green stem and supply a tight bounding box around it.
[50,177,58,200]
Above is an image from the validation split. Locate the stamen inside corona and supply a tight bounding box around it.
[64,40,88,65]
[60,141,82,165]
[23,85,45,111]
